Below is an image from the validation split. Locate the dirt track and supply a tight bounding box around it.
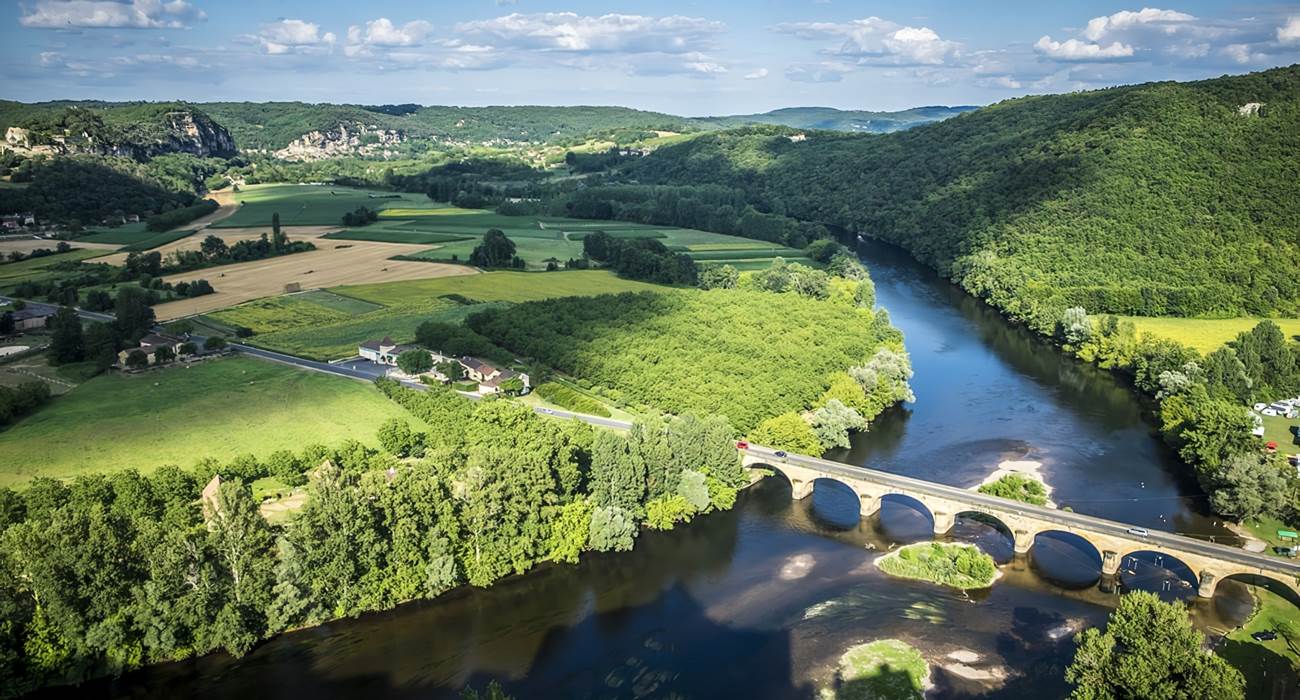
[152,241,478,319]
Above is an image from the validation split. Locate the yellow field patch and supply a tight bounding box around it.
[1122,316,1300,354]
[152,242,477,319]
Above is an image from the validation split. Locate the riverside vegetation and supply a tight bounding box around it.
[0,381,747,695]
[874,542,998,590]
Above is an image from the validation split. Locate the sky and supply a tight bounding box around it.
[3,1,1299,115]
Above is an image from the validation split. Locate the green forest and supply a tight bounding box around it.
[0,382,747,695]
[468,284,904,435]
[628,66,1300,331]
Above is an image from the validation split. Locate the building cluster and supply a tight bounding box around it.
[359,337,530,395]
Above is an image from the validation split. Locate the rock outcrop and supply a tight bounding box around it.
[274,123,405,161]
[3,108,236,160]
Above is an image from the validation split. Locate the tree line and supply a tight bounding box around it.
[0,381,746,694]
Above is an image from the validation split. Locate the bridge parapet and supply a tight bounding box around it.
[743,454,1300,603]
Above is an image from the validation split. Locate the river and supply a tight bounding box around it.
[65,240,1269,699]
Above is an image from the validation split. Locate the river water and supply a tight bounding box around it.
[69,241,1268,699]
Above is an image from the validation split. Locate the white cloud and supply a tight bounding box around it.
[1083,8,1196,41]
[784,62,852,83]
[346,18,433,48]
[773,17,960,66]
[257,19,335,55]
[1034,36,1135,61]
[455,12,724,54]
[1280,17,1300,43]
[744,67,768,80]
[20,0,205,29]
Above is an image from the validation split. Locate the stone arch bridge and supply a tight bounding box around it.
[741,446,1300,602]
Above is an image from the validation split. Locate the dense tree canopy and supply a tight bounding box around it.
[629,66,1300,330]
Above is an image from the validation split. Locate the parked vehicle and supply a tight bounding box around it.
[1251,630,1278,641]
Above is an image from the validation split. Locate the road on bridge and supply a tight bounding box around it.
[742,444,1300,579]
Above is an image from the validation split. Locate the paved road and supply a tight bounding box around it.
[744,445,1300,577]
[0,295,116,324]
[25,296,1294,571]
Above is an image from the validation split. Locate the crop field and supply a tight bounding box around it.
[152,241,475,319]
[118,229,198,252]
[93,226,340,267]
[75,222,152,244]
[0,239,118,256]
[241,300,505,361]
[0,249,109,290]
[322,225,473,245]
[335,270,667,306]
[207,294,362,334]
[212,184,431,229]
[1122,316,1300,354]
[0,357,428,488]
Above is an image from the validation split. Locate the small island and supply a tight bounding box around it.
[823,639,929,700]
[875,542,998,589]
[977,473,1049,506]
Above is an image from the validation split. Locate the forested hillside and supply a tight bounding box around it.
[630,66,1300,331]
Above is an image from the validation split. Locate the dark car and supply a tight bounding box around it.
[774,450,788,458]
[1251,630,1278,641]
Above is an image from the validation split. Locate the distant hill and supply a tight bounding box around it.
[0,101,235,160]
[629,66,1300,329]
[695,105,978,133]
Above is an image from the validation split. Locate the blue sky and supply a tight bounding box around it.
[3,1,1299,115]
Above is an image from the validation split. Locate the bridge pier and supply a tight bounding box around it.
[932,511,955,535]
[1013,530,1034,555]
[1101,550,1121,577]
[790,479,814,500]
[858,493,880,517]
[1197,571,1218,599]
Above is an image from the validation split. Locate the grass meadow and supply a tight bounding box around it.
[0,357,425,487]
[75,222,152,244]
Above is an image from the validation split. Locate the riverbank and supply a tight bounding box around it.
[874,542,999,589]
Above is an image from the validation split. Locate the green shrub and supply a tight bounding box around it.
[535,382,612,417]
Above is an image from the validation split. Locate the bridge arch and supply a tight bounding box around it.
[950,510,1016,561]
[1114,550,1198,601]
[1202,571,1300,609]
[875,493,935,543]
[807,477,868,529]
[1029,530,1104,588]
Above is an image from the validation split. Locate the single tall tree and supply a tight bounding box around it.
[1065,591,1245,700]
[47,306,85,365]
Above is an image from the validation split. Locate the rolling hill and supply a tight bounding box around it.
[629,65,1300,332]
[695,105,978,133]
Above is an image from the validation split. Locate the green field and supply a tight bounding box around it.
[0,357,427,488]
[1220,588,1300,700]
[1122,317,1300,354]
[205,271,666,361]
[322,225,473,245]
[0,249,108,290]
[334,270,667,305]
[212,184,432,229]
[118,228,197,252]
[75,222,151,244]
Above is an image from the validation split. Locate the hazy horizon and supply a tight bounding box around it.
[2,2,1299,115]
